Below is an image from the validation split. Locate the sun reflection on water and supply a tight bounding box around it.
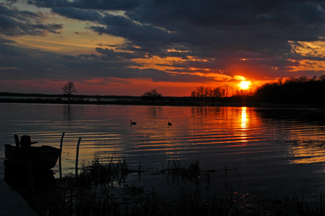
[241,107,248,129]
[240,107,248,143]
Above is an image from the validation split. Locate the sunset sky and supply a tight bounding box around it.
[1,0,325,96]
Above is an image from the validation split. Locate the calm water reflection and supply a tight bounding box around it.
[1,103,325,201]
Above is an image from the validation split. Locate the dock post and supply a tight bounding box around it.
[59,132,65,180]
[75,137,81,178]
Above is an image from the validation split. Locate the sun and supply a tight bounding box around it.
[239,81,251,90]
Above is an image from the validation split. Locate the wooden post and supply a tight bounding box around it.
[59,132,65,179]
[75,137,81,178]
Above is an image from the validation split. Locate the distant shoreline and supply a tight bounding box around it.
[0,92,140,98]
[0,97,323,109]
[1,92,325,109]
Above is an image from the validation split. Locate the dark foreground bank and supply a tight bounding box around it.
[4,157,325,216]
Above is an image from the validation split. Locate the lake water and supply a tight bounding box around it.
[1,103,325,201]
[0,95,137,102]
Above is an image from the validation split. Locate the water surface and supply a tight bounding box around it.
[1,103,325,201]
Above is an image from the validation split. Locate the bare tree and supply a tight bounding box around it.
[320,74,325,82]
[204,87,213,97]
[62,81,77,103]
[212,87,221,98]
[141,89,163,100]
[222,84,232,97]
[196,86,205,98]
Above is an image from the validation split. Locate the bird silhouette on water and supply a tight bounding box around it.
[168,121,172,126]
[130,120,136,125]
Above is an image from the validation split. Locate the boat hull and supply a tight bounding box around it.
[4,144,61,169]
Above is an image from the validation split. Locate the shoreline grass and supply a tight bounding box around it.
[5,157,325,216]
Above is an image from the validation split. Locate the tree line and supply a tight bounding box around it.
[63,75,325,106]
[189,75,325,106]
[190,85,232,99]
[253,75,325,105]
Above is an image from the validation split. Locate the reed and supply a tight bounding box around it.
[13,156,325,216]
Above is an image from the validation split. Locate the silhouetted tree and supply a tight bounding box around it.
[212,87,224,98]
[191,86,232,102]
[141,89,163,100]
[222,84,232,97]
[320,74,325,82]
[253,75,325,105]
[233,88,254,96]
[190,91,196,98]
[190,85,255,104]
[204,87,213,97]
[62,81,77,103]
[196,86,205,98]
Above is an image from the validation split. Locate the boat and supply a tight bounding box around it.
[4,135,61,170]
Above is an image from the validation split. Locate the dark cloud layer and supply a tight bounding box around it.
[44,0,325,63]
[94,48,145,59]
[123,0,325,56]
[0,42,213,83]
[51,7,102,22]
[3,0,325,87]
[0,4,62,36]
[28,0,139,11]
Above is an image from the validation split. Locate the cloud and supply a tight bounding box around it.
[51,7,102,22]
[4,0,325,88]
[0,5,62,36]
[92,14,172,45]
[0,41,214,83]
[123,0,325,53]
[78,54,98,59]
[28,0,140,11]
[95,47,145,59]
[26,0,325,57]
